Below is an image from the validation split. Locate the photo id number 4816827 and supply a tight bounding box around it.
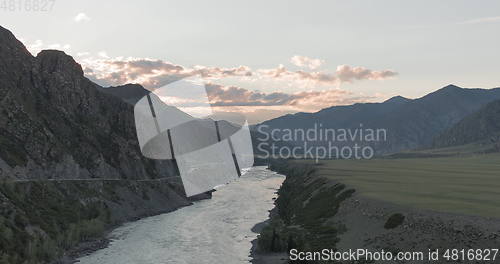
[1,0,55,12]
[441,249,498,262]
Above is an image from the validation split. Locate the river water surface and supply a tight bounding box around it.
[77,166,284,264]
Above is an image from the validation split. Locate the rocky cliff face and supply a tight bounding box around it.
[0,26,177,181]
[0,25,192,263]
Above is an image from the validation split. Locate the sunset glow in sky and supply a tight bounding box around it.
[3,0,500,123]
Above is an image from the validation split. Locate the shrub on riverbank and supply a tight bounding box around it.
[0,179,188,264]
[256,159,355,257]
[0,180,111,263]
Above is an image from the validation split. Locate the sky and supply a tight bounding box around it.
[2,0,500,123]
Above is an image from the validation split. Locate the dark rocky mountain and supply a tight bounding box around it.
[0,26,180,180]
[433,99,500,148]
[255,84,500,154]
[382,95,412,104]
[100,83,151,104]
[0,25,194,263]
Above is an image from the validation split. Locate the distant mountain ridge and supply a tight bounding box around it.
[255,84,500,154]
[433,98,500,148]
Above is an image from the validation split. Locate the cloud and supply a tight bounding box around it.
[98,51,109,58]
[75,52,394,119]
[205,83,374,111]
[259,64,289,78]
[202,82,379,123]
[74,13,91,22]
[81,58,189,88]
[26,39,43,54]
[259,64,397,85]
[192,65,253,79]
[76,50,397,92]
[47,43,71,50]
[76,52,90,57]
[335,65,398,81]
[24,39,71,55]
[290,55,324,69]
[206,83,300,106]
[79,52,397,90]
[17,38,396,122]
[81,57,253,89]
[459,16,500,25]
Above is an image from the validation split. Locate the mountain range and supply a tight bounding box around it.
[254,84,500,155]
[433,98,500,149]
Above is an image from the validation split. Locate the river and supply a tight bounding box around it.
[77,166,284,264]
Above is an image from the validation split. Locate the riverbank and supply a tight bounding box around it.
[69,167,282,264]
[250,209,288,264]
[51,186,213,264]
[0,177,206,264]
[251,159,355,263]
[252,159,500,263]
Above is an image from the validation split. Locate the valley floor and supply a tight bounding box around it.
[253,155,500,263]
[335,192,500,263]
[312,153,500,218]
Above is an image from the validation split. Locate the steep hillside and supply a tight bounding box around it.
[0,25,179,181]
[0,25,192,263]
[433,99,500,149]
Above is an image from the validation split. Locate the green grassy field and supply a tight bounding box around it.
[301,153,500,218]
